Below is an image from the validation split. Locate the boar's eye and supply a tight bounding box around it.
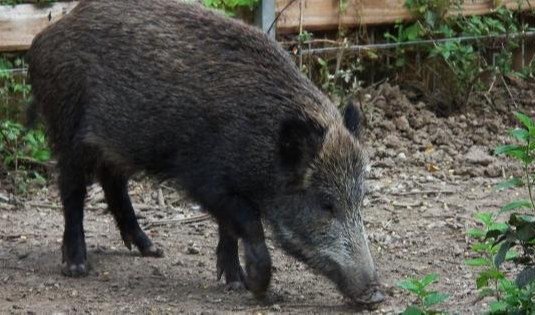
[321,200,336,216]
[322,203,335,215]
[319,194,337,216]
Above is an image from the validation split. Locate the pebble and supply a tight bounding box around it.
[271,304,282,312]
[187,243,200,255]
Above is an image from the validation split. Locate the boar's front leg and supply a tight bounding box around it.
[214,196,272,298]
[216,225,246,289]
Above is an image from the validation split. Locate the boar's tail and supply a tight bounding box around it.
[25,97,39,129]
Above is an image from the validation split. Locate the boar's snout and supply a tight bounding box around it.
[337,267,384,307]
[347,284,385,307]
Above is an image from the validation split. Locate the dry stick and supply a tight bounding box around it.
[280,39,340,46]
[28,201,163,212]
[298,0,304,70]
[501,75,519,108]
[143,214,212,228]
[389,190,457,196]
[157,188,165,207]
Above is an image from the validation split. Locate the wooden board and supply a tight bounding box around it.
[276,0,535,34]
[0,1,78,52]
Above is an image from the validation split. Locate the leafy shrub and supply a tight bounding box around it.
[202,0,258,14]
[466,112,535,314]
[397,273,449,314]
[0,120,50,169]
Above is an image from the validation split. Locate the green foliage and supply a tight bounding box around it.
[384,1,529,106]
[313,56,363,106]
[202,0,258,14]
[0,120,50,168]
[1,57,31,112]
[0,54,50,193]
[397,273,449,314]
[466,112,535,314]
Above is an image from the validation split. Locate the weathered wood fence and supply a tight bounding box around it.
[276,0,535,34]
[1,0,535,52]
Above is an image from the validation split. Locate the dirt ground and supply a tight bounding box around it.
[1,80,535,314]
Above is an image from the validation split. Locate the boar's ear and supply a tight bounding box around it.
[343,100,363,138]
[278,117,325,172]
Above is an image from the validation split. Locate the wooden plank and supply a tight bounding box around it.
[276,0,535,34]
[0,1,78,52]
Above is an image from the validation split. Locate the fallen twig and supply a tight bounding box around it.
[501,75,519,108]
[143,214,212,228]
[390,190,457,196]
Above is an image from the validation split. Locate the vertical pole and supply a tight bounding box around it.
[254,0,276,38]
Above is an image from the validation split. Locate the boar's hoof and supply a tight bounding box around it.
[226,281,246,291]
[140,244,164,258]
[244,243,272,299]
[216,248,246,289]
[350,289,385,309]
[62,262,88,277]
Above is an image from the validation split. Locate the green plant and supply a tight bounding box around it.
[383,1,529,108]
[202,0,258,14]
[465,212,515,307]
[314,56,363,106]
[0,120,50,169]
[1,57,31,120]
[466,112,535,314]
[397,273,449,314]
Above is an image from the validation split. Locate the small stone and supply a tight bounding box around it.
[187,244,200,255]
[397,152,407,160]
[271,304,282,312]
[465,145,495,166]
[393,116,411,132]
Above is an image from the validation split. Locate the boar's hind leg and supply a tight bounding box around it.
[214,196,272,298]
[59,161,89,277]
[216,225,246,290]
[97,165,163,258]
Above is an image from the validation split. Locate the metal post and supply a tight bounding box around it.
[254,0,276,38]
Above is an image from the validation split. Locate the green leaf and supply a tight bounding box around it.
[404,23,421,41]
[510,213,535,226]
[514,112,535,132]
[422,292,449,307]
[511,128,529,142]
[489,301,508,313]
[32,149,50,162]
[317,57,328,67]
[476,269,505,289]
[478,287,496,298]
[465,258,491,266]
[516,223,535,242]
[499,200,533,215]
[475,212,494,226]
[494,144,522,155]
[397,279,421,294]
[516,267,535,288]
[467,228,485,238]
[402,306,425,315]
[494,177,524,191]
[494,241,512,268]
[485,224,509,239]
[419,273,439,287]
[505,250,519,260]
[471,242,492,253]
